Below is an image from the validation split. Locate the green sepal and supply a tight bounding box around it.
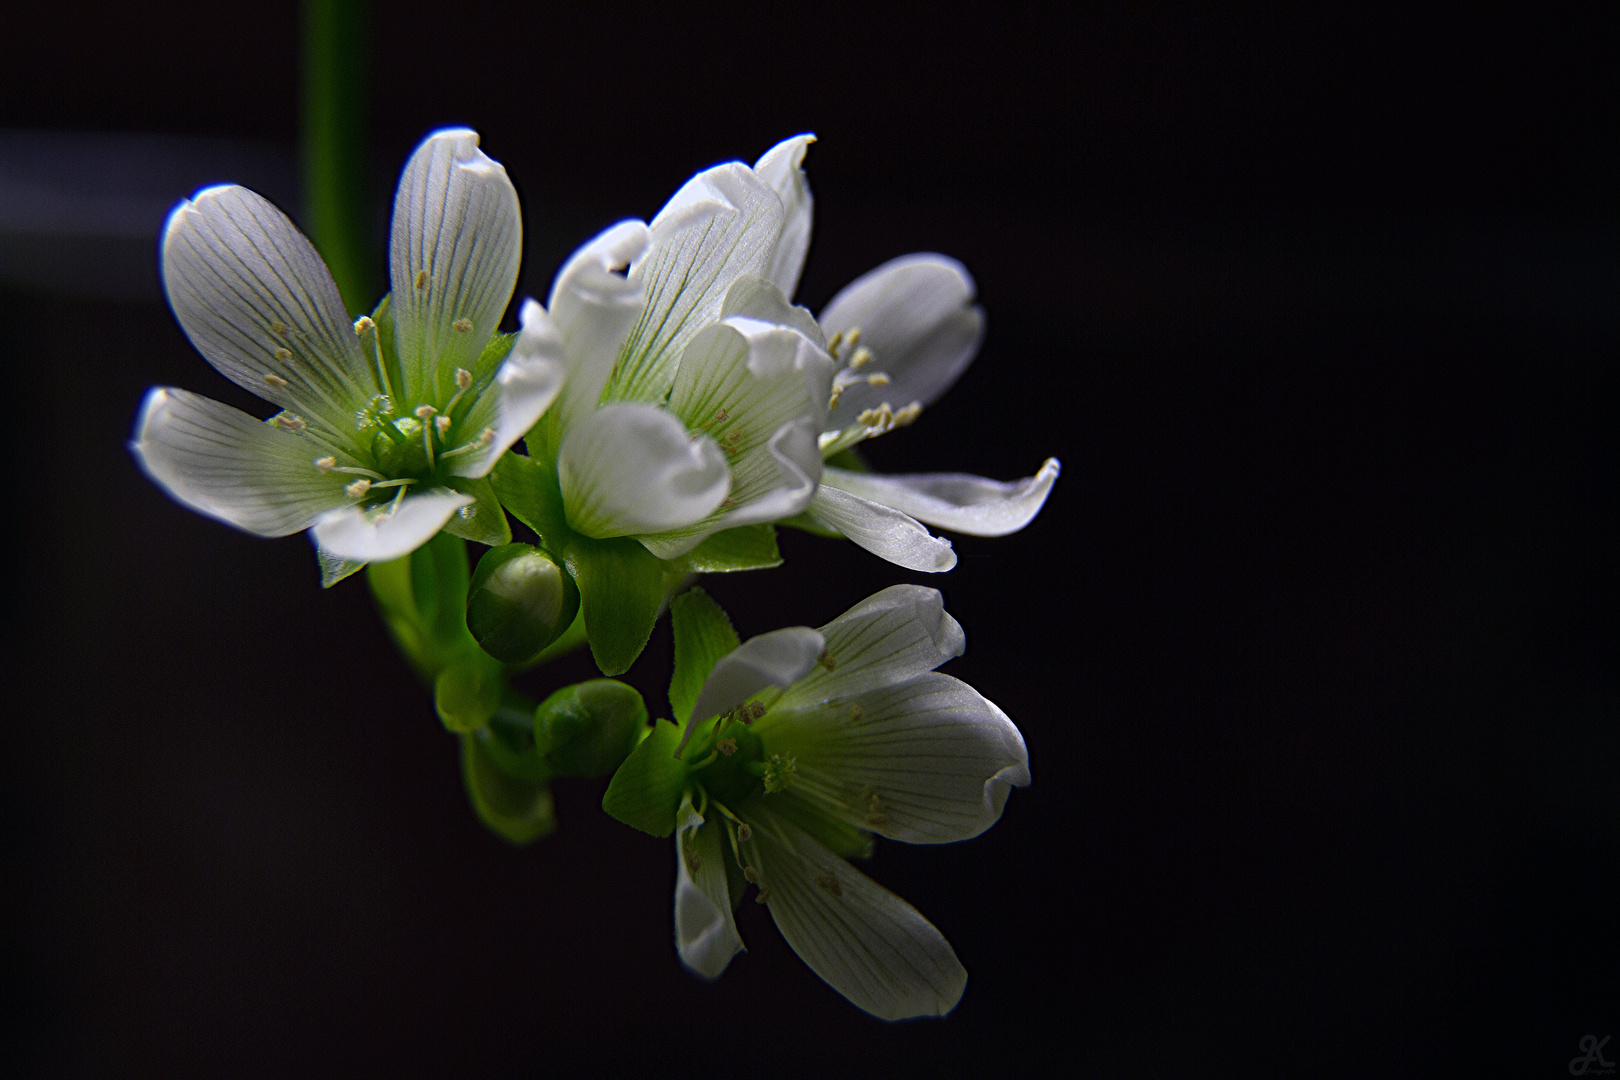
[434,655,503,733]
[779,510,844,539]
[369,293,405,401]
[318,548,367,588]
[461,731,556,845]
[466,543,580,663]
[523,606,587,667]
[601,719,686,837]
[534,679,649,778]
[668,588,741,722]
[367,532,478,681]
[668,525,782,574]
[488,450,571,548]
[824,446,870,473]
[442,475,512,547]
[479,699,553,784]
[563,535,666,676]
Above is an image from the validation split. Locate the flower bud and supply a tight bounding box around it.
[466,543,580,663]
[534,679,649,778]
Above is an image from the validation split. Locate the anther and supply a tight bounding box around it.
[264,373,289,389]
[457,505,475,519]
[414,405,437,419]
[817,873,843,898]
[275,347,292,361]
[736,823,752,843]
[414,270,429,290]
[435,415,452,437]
[743,866,759,884]
[451,318,473,333]
[844,327,862,347]
[725,428,743,446]
[825,330,843,355]
[866,372,891,386]
[455,367,473,390]
[849,346,873,369]
[828,390,842,410]
[353,315,375,336]
[754,887,770,905]
[717,737,737,756]
[345,479,372,498]
[314,456,337,473]
[269,320,289,337]
[271,412,306,434]
[893,402,922,426]
[713,407,728,423]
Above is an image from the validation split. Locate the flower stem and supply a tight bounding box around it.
[301,0,373,315]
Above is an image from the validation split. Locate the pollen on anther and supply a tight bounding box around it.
[844,327,862,347]
[717,737,737,756]
[736,823,752,843]
[451,318,473,333]
[455,367,473,390]
[264,373,289,389]
[414,270,429,290]
[353,315,375,335]
[274,347,292,362]
[849,346,873,369]
[893,402,922,426]
[435,415,452,437]
[414,405,437,419]
[272,412,307,434]
[345,479,371,498]
[866,372,891,386]
[825,330,843,354]
[314,456,337,473]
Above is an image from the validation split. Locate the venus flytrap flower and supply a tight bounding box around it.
[487,139,838,672]
[132,128,560,581]
[603,585,1030,1020]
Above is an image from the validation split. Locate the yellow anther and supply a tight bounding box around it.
[414,269,429,290]
[866,372,891,386]
[893,402,922,426]
[828,390,842,410]
[849,346,873,369]
[857,407,884,426]
[825,330,843,354]
[353,315,375,335]
[717,737,737,756]
[274,347,292,362]
[414,404,437,419]
[844,327,862,347]
[817,873,843,897]
[264,373,289,389]
[455,367,473,390]
[434,415,451,437]
[271,412,306,434]
[451,317,473,333]
[477,427,495,447]
[314,456,336,473]
[736,823,752,843]
[345,479,371,498]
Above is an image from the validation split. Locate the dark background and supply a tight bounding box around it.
[2,3,1614,1076]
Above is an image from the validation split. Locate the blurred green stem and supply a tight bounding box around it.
[301,0,372,314]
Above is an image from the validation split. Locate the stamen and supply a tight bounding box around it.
[866,372,890,386]
[455,367,473,390]
[844,327,862,347]
[825,330,843,355]
[849,346,872,369]
[264,373,289,389]
[269,320,289,337]
[274,347,292,362]
[717,738,737,756]
[438,428,496,460]
[743,866,759,884]
[367,478,414,490]
[314,456,336,472]
[330,465,385,479]
[414,405,437,419]
[817,872,843,898]
[451,318,473,333]
[754,887,770,905]
[828,390,841,410]
[422,419,435,468]
[713,407,728,423]
[384,483,408,518]
[271,412,306,434]
[719,497,736,510]
[435,415,452,438]
[893,402,922,426]
[354,317,396,401]
[736,823,752,843]
[345,479,371,498]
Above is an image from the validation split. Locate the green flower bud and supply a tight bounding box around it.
[466,543,580,664]
[535,679,649,778]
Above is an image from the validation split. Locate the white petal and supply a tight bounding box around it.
[674,794,745,980]
[545,220,651,429]
[820,458,1060,536]
[745,804,966,1021]
[720,273,825,349]
[807,486,957,573]
[388,128,522,403]
[557,403,730,539]
[753,134,815,298]
[611,163,785,404]
[679,626,826,752]
[779,584,965,708]
[447,349,565,478]
[311,488,473,562]
[761,672,1030,844]
[131,387,348,536]
[161,185,374,439]
[818,254,984,423]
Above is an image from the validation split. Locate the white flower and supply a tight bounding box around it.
[499,142,836,560]
[667,585,1030,1020]
[765,138,1062,572]
[131,128,560,576]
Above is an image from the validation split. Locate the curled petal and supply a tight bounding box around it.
[807,486,957,573]
[820,458,1061,536]
[546,219,651,428]
[753,133,816,299]
[674,795,745,979]
[779,584,966,709]
[132,387,348,536]
[557,403,730,539]
[678,625,826,753]
[311,488,474,562]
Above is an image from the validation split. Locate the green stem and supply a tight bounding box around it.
[301,0,373,314]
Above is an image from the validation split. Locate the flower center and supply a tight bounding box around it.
[818,324,922,457]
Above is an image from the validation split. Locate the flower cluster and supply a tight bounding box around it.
[131,126,1057,1021]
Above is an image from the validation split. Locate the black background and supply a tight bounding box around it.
[2,3,1614,1076]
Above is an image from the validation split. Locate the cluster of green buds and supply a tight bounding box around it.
[130,125,1057,1020]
